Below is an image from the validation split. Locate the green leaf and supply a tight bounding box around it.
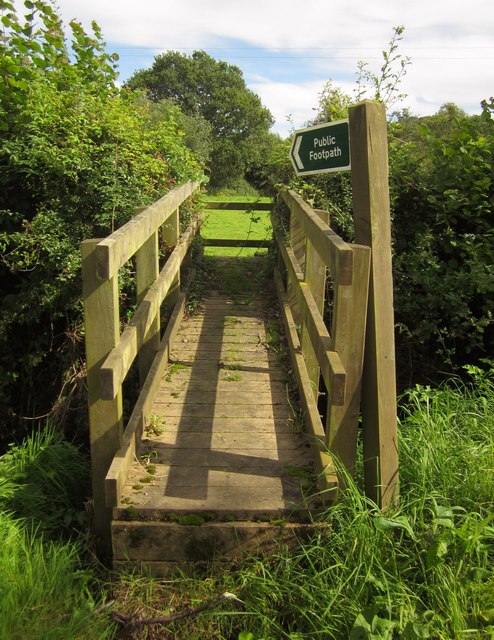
[373,514,416,539]
[402,621,432,639]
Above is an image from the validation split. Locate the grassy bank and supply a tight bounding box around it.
[1,371,492,638]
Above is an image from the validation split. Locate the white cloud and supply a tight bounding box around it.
[18,0,494,133]
[249,79,326,137]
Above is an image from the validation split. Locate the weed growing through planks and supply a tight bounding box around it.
[220,363,242,371]
[146,413,166,437]
[224,350,245,363]
[224,371,242,382]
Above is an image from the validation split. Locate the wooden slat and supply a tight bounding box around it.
[135,225,160,385]
[326,244,371,474]
[273,231,345,406]
[281,189,353,285]
[95,181,200,280]
[100,216,201,400]
[302,208,329,397]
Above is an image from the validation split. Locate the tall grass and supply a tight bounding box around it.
[110,367,494,639]
[0,426,115,640]
[0,424,90,536]
[1,371,492,639]
[0,513,113,639]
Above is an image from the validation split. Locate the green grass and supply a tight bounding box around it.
[105,366,494,639]
[0,427,114,639]
[1,370,492,639]
[202,195,273,257]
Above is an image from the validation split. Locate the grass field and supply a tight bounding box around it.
[201,195,273,257]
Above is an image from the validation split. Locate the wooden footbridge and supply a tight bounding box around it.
[82,102,399,572]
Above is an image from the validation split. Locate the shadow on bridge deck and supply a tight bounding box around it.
[112,256,322,573]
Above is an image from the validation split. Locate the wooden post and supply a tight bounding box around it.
[301,208,329,398]
[287,205,306,325]
[326,244,370,475]
[135,227,160,386]
[162,207,180,314]
[82,239,123,550]
[348,100,399,509]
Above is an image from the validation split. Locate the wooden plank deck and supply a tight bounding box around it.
[112,257,319,570]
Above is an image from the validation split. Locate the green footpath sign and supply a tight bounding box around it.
[290,119,351,176]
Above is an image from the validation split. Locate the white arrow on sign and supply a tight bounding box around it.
[292,135,304,171]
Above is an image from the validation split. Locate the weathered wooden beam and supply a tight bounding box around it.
[349,100,399,509]
[281,189,353,285]
[274,269,338,497]
[302,208,329,398]
[81,239,123,550]
[100,216,201,400]
[105,289,188,507]
[274,230,345,405]
[135,223,160,386]
[326,244,371,475]
[95,181,200,280]
[204,201,272,210]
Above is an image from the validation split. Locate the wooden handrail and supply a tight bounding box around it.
[99,215,202,400]
[95,181,200,280]
[281,189,353,285]
[271,192,370,491]
[273,231,346,406]
[82,180,201,547]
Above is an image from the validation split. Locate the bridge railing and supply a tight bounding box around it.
[82,180,202,545]
[272,189,371,497]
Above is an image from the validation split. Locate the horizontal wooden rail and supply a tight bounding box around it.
[202,238,271,248]
[100,215,202,400]
[95,181,200,280]
[204,201,272,210]
[274,231,346,406]
[281,189,353,285]
[272,190,371,486]
[274,268,338,496]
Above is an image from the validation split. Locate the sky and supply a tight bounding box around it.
[28,0,494,137]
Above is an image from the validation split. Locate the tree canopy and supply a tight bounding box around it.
[127,50,274,187]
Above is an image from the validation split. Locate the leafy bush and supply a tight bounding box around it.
[0,0,204,441]
[390,105,494,381]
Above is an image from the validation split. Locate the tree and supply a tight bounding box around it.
[127,50,274,188]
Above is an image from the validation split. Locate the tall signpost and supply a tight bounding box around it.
[289,102,399,510]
